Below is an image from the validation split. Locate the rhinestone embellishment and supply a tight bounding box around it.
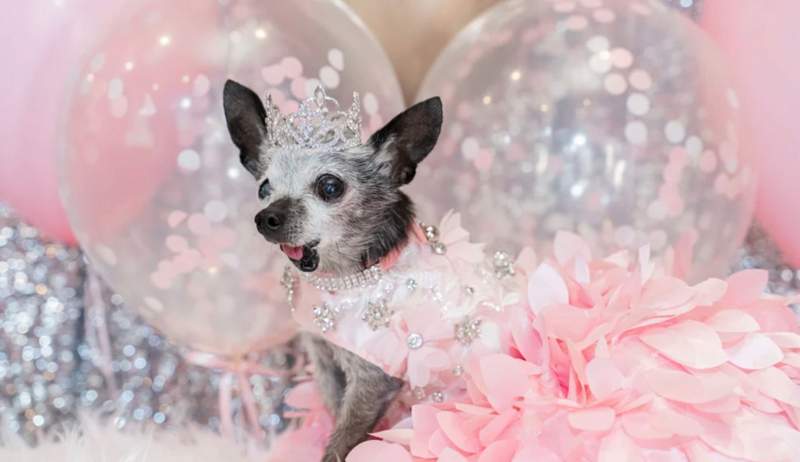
[406,278,418,291]
[313,303,339,333]
[303,265,382,292]
[281,265,297,311]
[493,251,515,279]
[422,224,439,241]
[407,332,424,350]
[431,391,445,403]
[455,317,482,345]
[361,299,393,331]
[419,222,447,256]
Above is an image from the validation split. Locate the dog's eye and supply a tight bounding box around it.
[315,174,345,202]
[258,179,272,200]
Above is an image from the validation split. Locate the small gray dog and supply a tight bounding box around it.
[223,80,442,461]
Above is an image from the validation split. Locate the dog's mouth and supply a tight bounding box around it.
[279,240,320,272]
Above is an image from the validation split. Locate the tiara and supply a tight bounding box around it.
[264,86,362,153]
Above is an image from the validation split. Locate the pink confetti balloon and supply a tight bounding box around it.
[60,0,403,355]
[703,1,800,267]
[0,0,134,243]
[411,0,756,280]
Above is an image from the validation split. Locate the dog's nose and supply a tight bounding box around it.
[255,209,285,235]
[264,210,283,230]
[255,198,295,240]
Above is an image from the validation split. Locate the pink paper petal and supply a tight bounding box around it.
[541,304,596,343]
[428,428,452,456]
[480,354,535,412]
[638,276,695,310]
[585,357,624,400]
[512,445,562,462]
[783,352,800,368]
[598,429,643,462]
[346,441,413,462]
[436,412,483,454]
[692,395,741,414]
[727,333,784,369]
[639,320,727,369]
[479,410,517,446]
[744,392,783,413]
[438,447,468,462]
[718,269,768,306]
[707,309,760,333]
[645,368,734,404]
[567,406,616,432]
[623,408,703,439]
[750,367,800,407]
[528,263,569,313]
[410,405,439,458]
[510,309,543,363]
[692,278,728,305]
[478,440,518,462]
[454,403,494,415]
[574,258,590,284]
[767,332,800,349]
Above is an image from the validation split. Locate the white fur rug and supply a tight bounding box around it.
[0,417,267,462]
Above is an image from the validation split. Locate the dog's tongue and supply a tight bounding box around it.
[280,244,304,261]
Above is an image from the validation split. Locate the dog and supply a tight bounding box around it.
[223,79,445,460]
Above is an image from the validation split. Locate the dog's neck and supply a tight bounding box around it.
[358,192,416,271]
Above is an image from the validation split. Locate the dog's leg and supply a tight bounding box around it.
[322,345,403,462]
[303,334,346,419]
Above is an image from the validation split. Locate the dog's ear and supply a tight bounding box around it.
[223,80,267,178]
[368,97,443,186]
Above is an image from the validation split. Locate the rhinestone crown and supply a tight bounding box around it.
[265,86,362,153]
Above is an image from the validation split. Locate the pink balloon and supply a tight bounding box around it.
[0,0,131,243]
[702,1,800,266]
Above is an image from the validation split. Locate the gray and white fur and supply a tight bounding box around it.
[223,80,442,461]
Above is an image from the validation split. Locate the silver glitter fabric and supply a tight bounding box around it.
[0,204,85,444]
[731,225,800,299]
[76,267,295,436]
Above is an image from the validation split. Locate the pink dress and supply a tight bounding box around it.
[273,213,800,462]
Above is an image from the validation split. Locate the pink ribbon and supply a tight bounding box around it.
[183,350,290,440]
[84,271,119,397]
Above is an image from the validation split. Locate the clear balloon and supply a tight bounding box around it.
[411,0,754,280]
[60,0,403,356]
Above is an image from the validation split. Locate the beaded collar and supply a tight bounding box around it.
[282,221,442,295]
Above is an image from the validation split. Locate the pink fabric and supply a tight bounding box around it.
[284,216,800,461]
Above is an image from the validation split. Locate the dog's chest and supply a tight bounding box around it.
[284,215,525,399]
